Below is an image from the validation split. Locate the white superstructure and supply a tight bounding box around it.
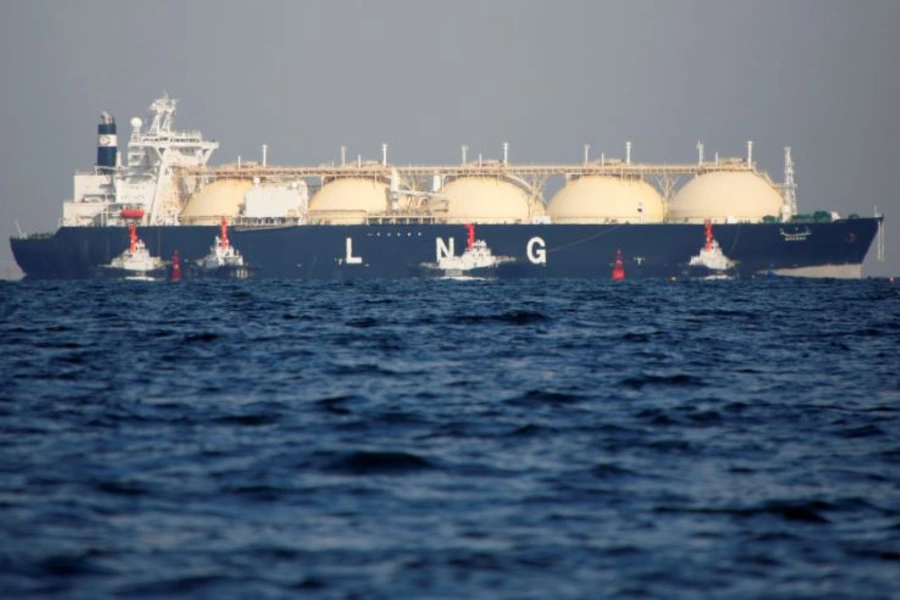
[689,239,734,272]
[63,95,219,227]
[689,221,735,272]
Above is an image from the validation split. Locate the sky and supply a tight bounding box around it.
[1,0,897,277]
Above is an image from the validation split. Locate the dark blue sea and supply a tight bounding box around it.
[1,278,899,599]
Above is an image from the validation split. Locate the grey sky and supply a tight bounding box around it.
[1,0,897,277]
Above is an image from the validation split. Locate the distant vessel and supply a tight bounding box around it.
[10,95,884,280]
[97,223,167,280]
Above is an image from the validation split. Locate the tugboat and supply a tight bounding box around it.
[98,223,167,280]
[195,217,254,279]
[419,224,514,279]
[687,220,736,279]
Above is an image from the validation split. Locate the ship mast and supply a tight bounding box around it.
[782,147,797,221]
[120,94,219,225]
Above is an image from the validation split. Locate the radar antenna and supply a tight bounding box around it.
[148,93,177,136]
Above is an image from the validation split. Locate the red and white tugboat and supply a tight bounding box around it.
[196,217,254,279]
[688,219,736,279]
[98,223,167,280]
[419,224,514,279]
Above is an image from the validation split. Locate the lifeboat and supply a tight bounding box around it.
[120,208,145,220]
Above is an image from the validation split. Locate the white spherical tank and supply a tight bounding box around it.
[431,177,532,224]
[668,171,783,223]
[180,179,253,225]
[308,178,389,224]
[548,176,664,224]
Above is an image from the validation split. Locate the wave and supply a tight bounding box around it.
[322,450,435,475]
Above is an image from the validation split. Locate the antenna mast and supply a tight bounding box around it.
[875,206,885,263]
[783,147,797,215]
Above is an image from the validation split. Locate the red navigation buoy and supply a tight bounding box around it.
[171,249,182,282]
[611,249,625,280]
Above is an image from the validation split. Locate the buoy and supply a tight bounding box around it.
[612,249,625,280]
[171,249,182,282]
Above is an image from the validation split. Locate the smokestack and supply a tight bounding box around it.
[96,111,117,171]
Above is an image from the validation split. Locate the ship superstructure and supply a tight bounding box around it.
[63,95,218,228]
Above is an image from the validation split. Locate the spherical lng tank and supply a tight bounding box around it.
[308,178,389,224]
[180,179,253,225]
[668,171,783,223]
[548,176,665,224]
[431,177,533,224]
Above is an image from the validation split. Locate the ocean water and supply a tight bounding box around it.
[1,278,898,599]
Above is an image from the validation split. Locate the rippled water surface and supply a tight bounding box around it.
[1,278,899,598]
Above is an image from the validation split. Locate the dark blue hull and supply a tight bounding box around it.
[181,262,258,280]
[10,218,882,280]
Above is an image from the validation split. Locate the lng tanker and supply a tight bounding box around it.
[10,95,884,280]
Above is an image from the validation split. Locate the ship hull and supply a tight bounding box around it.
[419,264,504,280]
[96,265,169,281]
[184,262,258,280]
[10,218,881,280]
